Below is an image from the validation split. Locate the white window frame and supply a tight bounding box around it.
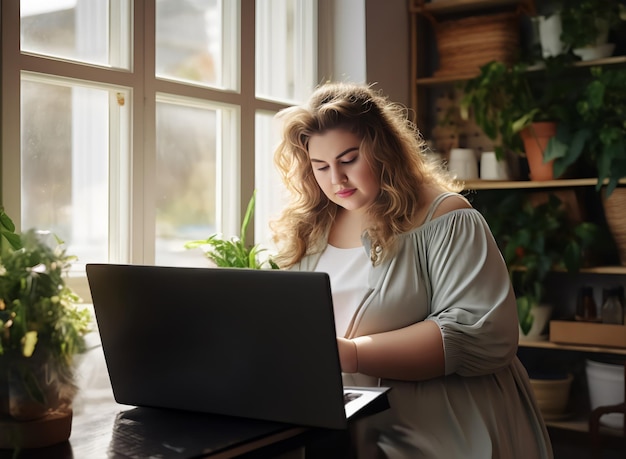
[1,0,325,302]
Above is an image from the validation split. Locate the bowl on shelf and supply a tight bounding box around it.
[573,42,615,61]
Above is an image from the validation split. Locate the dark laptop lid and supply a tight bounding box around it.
[86,263,348,429]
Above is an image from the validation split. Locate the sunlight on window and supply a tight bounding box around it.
[21,78,110,268]
[255,0,316,104]
[156,0,238,90]
[154,99,221,267]
[254,110,288,254]
[20,0,131,69]
[10,0,317,279]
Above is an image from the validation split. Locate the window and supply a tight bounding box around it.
[1,0,319,301]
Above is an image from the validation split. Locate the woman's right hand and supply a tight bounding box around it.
[337,337,358,373]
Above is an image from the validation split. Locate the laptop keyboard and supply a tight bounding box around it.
[343,391,362,405]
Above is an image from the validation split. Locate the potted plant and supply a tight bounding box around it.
[0,208,92,449]
[546,66,626,196]
[560,0,626,60]
[478,191,600,336]
[542,66,626,264]
[185,190,278,269]
[460,57,575,180]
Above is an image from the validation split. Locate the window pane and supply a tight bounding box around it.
[21,78,110,269]
[254,110,286,253]
[255,0,316,103]
[20,0,131,69]
[156,0,238,90]
[155,99,220,267]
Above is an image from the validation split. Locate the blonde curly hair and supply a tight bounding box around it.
[270,82,460,268]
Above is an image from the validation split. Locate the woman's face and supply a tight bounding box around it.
[307,128,380,213]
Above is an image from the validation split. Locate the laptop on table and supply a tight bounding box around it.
[86,263,389,431]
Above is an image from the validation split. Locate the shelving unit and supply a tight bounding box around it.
[408,0,626,158]
[482,182,626,438]
[464,183,626,438]
[408,0,626,444]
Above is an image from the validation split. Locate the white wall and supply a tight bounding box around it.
[365,0,410,107]
[318,0,410,107]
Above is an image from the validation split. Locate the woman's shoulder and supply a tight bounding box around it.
[415,187,473,226]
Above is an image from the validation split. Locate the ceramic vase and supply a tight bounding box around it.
[519,303,553,342]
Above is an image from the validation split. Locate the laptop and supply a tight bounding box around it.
[86,263,389,430]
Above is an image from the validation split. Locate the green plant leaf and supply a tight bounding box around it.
[184,190,278,269]
[240,190,256,247]
[0,210,16,232]
[517,296,534,335]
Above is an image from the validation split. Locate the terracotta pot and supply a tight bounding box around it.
[520,122,557,181]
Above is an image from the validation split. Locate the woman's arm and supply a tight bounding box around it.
[337,319,445,381]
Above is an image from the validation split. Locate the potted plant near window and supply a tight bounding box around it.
[0,208,92,449]
[185,190,278,269]
[478,192,600,337]
[460,57,575,181]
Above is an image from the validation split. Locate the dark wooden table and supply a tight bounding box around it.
[1,326,379,459]
[2,399,313,458]
[1,336,318,458]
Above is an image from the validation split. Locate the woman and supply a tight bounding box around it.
[270,82,552,458]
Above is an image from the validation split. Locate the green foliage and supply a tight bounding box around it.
[185,190,278,269]
[560,0,626,49]
[0,209,23,255]
[0,210,91,364]
[480,192,600,334]
[545,67,626,196]
[0,205,91,423]
[460,58,574,159]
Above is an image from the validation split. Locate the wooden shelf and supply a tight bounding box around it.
[581,266,626,275]
[409,0,523,15]
[519,339,626,356]
[545,414,624,437]
[416,55,626,86]
[462,177,626,190]
[463,178,599,190]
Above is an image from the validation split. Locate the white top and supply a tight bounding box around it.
[315,244,370,337]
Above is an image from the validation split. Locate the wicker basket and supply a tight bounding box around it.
[433,12,520,77]
[603,187,626,266]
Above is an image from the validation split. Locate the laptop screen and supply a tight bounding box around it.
[87,264,350,429]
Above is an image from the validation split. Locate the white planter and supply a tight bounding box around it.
[586,359,625,429]
[538,14,566,58]
[519,304,553,342]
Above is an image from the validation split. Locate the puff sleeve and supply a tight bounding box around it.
[420,209,519,377]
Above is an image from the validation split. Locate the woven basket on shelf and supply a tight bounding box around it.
[602,187,626,266]
[432,12,520,77]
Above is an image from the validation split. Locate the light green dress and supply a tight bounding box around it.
[292,192,553,459]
